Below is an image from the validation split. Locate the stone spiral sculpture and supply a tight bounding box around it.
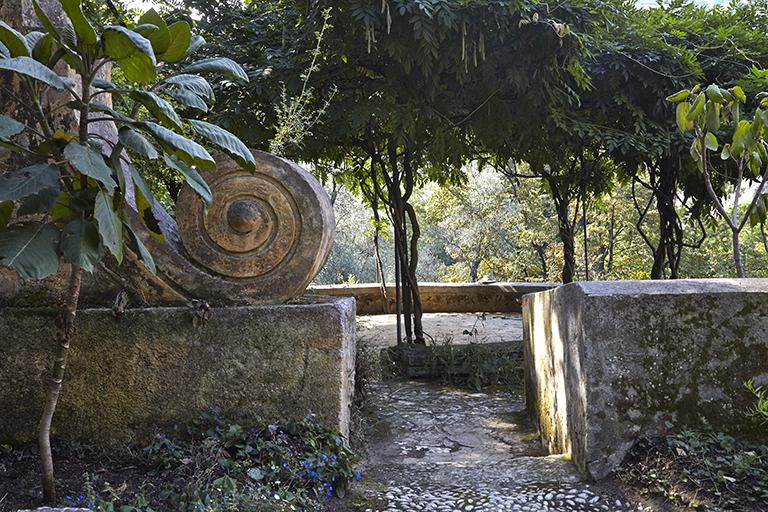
[125,150,335,306]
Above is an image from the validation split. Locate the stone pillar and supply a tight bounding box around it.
[524,279,768,480]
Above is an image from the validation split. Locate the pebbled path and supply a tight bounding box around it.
[353,314,646,512]
[355,380,642,512]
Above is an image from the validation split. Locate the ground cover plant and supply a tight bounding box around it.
[0,409,358,512]
[614,427,768,511]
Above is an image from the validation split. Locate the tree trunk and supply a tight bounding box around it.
[532,242,549,280]
[40,266,82,503]
[636,154,683,279]
[549,179,575,284]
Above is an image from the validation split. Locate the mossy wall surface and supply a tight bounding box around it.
[0,296,355,446]
[524,279,768,480]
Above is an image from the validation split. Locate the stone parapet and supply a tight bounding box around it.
[0,296,355,446]
[523,279,768,480]
[310,282,558,315]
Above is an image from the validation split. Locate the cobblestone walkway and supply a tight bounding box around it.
[355,380,645,512]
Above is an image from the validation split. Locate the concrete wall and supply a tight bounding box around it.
[311,282,558,315]
[0,296,356,446]
[524,279,768,480]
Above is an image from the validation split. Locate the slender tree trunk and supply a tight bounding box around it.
[643,155,682,279]
[369,192,388,312]
[583,200,589,281]
[733,229,745,278]
[41,266,82,503]
[532,242,548,280]
[403,202,424,344]
[549,180,575,284]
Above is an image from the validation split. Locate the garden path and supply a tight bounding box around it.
[349,314,649,512]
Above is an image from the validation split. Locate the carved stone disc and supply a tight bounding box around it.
[166,150,335,304]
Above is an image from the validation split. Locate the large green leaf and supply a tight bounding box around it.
[51,191,77,223]
[30,32,52,65]
[17,186,59,216]
[64,143,117,191]
[130,165,155,212]
[0,163,59,202]
[165,74,214,101]
[94,189,123,263]
[704,132,719,151]
[0,56,65,90]
[164,153,212,209]
[60,219,101,271]
[188,119,255,172]
[102,26,157,83]
[0,21,30,57]
[0,222,60,280]
[137,9,170,55]
[181,35,205,61]
[0,114,24,137]
[182,57,248,82]
[61,23,78,53]
[60,0,97,45]
[133,176,163,241]
[125,222,156,273]
[130,90,182,130]
[141,121,215,170]
[686,92,705,121]
[160,21,191,63]
[119,126,158,159]
[92,77,118,91]
[0,200,12,228]
[165,89,208,111]
[88,102,131,121]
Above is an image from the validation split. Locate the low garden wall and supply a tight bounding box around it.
[0,296,356,446]
[523,279,768,480]
[311,282,558,315]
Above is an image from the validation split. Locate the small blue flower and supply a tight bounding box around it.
[332,476,336,481]
[355,471,361,481]
[332,455,337,460]
[311,471,316,477]
[283,462,288,467]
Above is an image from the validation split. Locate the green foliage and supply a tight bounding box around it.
[0,0,253,281]
[616,428,768,510]
[51,412,358,512]
[745,380,768,426]
[668,78,768,277]
[140,408,359,511]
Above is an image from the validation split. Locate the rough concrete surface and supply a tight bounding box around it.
[312,283,558,315]
[524,279,768,480]
[0,296,355,446]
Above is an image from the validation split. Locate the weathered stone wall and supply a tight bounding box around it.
[524,279,768,480]
[311,282,558,315]
[1,296,356,446]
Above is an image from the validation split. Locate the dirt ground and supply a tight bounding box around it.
[356,312,523,347]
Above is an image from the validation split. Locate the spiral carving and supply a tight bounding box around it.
[168,150,335,305]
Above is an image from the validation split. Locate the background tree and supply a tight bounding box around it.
[583,0,768,278]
